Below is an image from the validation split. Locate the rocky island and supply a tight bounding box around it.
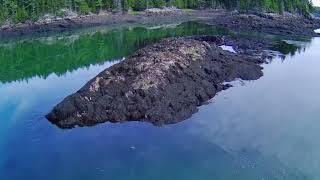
[46,35,271,128]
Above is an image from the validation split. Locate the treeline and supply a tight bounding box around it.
[0,0,314,24]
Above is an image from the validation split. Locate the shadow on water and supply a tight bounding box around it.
[270,40,308,58]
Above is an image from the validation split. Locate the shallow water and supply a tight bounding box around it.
[0,22,320,180]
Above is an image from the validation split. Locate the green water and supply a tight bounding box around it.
[0,22,320,180]
[0,22,231,84]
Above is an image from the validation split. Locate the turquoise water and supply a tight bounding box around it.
[0,22,320,179]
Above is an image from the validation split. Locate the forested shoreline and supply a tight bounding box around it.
[0,0,315,25]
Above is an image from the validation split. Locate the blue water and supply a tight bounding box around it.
[1,23,320,179]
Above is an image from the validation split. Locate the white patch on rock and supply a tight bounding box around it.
[220,45,236,53]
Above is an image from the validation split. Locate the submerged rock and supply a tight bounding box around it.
[46,36,265,128]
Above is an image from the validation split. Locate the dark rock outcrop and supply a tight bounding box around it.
[204,11,320,37]
[46,36,265,128]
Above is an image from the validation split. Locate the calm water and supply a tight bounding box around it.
[0,22,320,180]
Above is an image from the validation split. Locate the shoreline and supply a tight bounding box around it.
[0,10,210,38]
[1,10,320,39]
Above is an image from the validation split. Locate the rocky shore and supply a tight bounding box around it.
[46,35,269,128]
[0,10,207,38]
[203,11,320,37]
[1,10,320,38]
